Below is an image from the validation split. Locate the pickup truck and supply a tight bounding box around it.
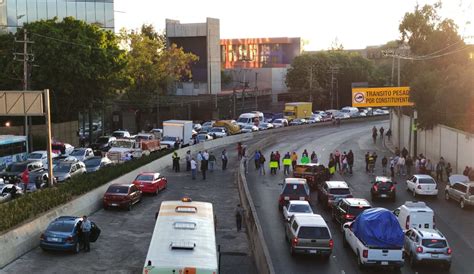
[135,133,167,154]
[293,163,329,190]
[106,139,142,163]
[342,207,404,270]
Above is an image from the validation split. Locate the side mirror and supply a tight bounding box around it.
[286,217,291,223]
[343,223,350,229]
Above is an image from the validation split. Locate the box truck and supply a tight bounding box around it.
[284,102,313,121]
[161,120,193,148]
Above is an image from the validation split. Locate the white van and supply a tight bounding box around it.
[393,201,435,231]
[236,113,260,128]
[340,107,359,116]
[250,111,264,122]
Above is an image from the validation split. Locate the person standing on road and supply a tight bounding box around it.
[398,156,406,176]
[291,152,298,170]
[81,215,92,252]
[208,152,216,172]
[254,151,261,170]
[341,152,348,175]
[221,149,228,170]
[21,168,29,193]
[191,158,197,180]
[365,152,370,172]
[347,150,354,174]
[368,153,375,175]
[386,128,392,141]
[242,147,248,174]
[436,157,446,182]
[302,149,309,157]
[185,150,191,171]
[172,152,180,172]
[259,151,266,175]
[402,147,409,159]
[425,159,434,176]
[328,153,336,176]
[237,142,243,160]
[196,151,202,173]
[381,156,388,175]
[275,151,281,170]
[310,151,317,163]
[283,153,291,175]
[445,163,452,179]
[301,153,310,164]
[372,126,378,143]
[390,157,395,178]
[334,150,341,171]
[201,156,208,180]
[235,204,244,232]
[406,156,413,176]
[379,127,385,140]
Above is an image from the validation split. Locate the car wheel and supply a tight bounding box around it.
[155,188,159,196]
[412,190,416,198]
[410,253,417,267]
[460,199,465,209]
[290,245,295,256]
[74,242,80,254]
[127,202,132,211]
[445,192,450,201]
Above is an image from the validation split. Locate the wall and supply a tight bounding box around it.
[391,112,474,173]
[1,121,79,147]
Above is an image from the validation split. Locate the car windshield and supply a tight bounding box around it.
[348,206,371,216]
[422,239,447,248]
[47,221,75,233]
[298,226,330,239]
[329,188,351,195]
[210,128,223,133]
[274,119,282,123]
[376,181,393,188]
[237,118,249,123]
[289,204,312,213]
[52,145,65,151]
[197,135,207,140]
[163,136,176,142]
[112,132,125,138]
[111,141,133,148]
[282,184,308,196]
[28,153,43,159]
[136,174,154,181]
[244,125,253,129]
[84,158,101,167]
[107,186,129,194]
[419,178,436,184]
[70,150,84,156]
[54,164,71,173]
[6,163,27,172]
[96,137,109,144]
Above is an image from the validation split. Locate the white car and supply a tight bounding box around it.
[282,200,313,221]
[272,119,288,128]
[241,125,259,133]
[406,175,439,197]
[209,127,228,138]
[197,133,214,142]
[27,151,59,167]
[258,122,274,130]
[308,115,321,123]
[68,148,94,162]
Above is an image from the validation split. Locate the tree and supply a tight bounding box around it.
[399,4,472,130]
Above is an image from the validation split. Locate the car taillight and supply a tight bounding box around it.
[40,233,45,240]
[416,246,423,253]
[345,214,355,220]
[390,185,396,191]
[66,236,74,243]
[329,239,334,249]
[406,215,410,230]
[447,248,452,255]
[362,250,368,258]
[417,185,422,189]
[373,185,378,191]
[291,237,299,247]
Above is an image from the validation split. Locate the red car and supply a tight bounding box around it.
[103,183,142,211]
[132,172,167,195]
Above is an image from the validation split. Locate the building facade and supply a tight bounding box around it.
[0,0,114,33]
[166,17,221,96]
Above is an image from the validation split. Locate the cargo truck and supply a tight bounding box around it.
[284,102,313,121]
[161,120,193,148]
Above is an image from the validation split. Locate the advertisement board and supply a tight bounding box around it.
[352,87,414,107]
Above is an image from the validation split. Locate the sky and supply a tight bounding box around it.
[114,0,473,50]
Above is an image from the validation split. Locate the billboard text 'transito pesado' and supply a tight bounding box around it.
[351,87,414,107]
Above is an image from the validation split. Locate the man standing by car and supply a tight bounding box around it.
[81,215,92,252]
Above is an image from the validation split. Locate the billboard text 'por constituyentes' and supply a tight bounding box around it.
[351,87,414,107]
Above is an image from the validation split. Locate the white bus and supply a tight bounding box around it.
[0,135,27,170]
[143,198,218,274]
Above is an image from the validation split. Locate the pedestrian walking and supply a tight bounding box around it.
[334,150,341,171]
[275,151,281,170]
[402,147,409,158]
[341,152,348,175]
[208,152,216,172]
[445,163,452,179]
[386,128,392,141]
[185,150,191,171]
[301,154,310,164]
[398,156,406,176]
[259,152,266,175]
[21,167,29,193]
[382,156,388,175]
[201,157,208,180]
[270,156,278,175]
[254,151,261,170]
[291,152,298,170]
[368,153,375,175]
[365,152,370,172]
[347,150,354,174]
[237,142,243,160]
[203,150,209,161]
[283,153,291,175]
[426,159,434,176]
[328,153,336,176]
[372,126,378,143]
[197,151,202,172]
[390,157,395,178]
[235,204,244,232]
[406,156,413,176]
[80,215,92,252]
[310,151,318,163]
[242,148,248,174]
[221,149,228,170]
[191,158,197,179]
[379,127,385,140]
[172,152,180,172]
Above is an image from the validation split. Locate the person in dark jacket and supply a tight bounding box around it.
[201,158,208,180]
[347,150,354,174]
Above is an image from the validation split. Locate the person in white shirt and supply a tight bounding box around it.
[190,158,197,180]
[196,152,202,172]
[203,150,209,161]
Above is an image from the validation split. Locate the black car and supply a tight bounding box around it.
[370,176,397,201]
[332,198,371,228]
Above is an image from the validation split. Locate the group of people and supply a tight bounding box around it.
[372,126,392,143]
[328,150,354,176]
[248,149,324,176]
[171,149,229,180]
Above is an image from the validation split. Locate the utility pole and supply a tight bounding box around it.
[14,29,34,153]
[397,55,402,150]
[328,66,339,109]
[255,72,258,109]
[309,67,313,103]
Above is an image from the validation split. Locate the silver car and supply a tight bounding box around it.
[445,181,474,209]
[53,161,87,182]
[404,228,452,269]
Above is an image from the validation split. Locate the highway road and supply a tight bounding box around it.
[246,120,474,274]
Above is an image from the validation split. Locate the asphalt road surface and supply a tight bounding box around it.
[246,120,474,274]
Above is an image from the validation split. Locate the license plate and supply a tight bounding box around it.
[309,250,317,254]
[380,194,387,198]
[299,197,305,201]
[111,203,118,206]
[284,197,290,201]
[381,261,388,265]
[49,237,60,242]
[431,254,439,258]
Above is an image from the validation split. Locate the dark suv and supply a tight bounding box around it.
[332,198,371,227]
[293,163,329,190]
[370,176,397,201]
[278,178,310,209]
[318,181,352,209]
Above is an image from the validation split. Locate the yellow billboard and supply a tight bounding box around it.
[351,87,414,107]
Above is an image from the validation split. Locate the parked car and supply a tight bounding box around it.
[209,127,228,138]
[272,118,288,128]
[285,214,333,258]
[406,175,438,198]
[160,136,180,148]
[197,133,214,142]
[90,136,116,153]
[278,178,310,209]
[318,181,352,209]
[240,125,259,133]
[40,216,100,253]
[289,118,307,126]
[444,181,474,209]
[282,200,313,221]
[332,198,371,228]
[307,116,321,123]
[51,142,74,155]
[193,123,202,132]
[258,122,274,130]
[404,228,452,269]
[83,156,113,173]
[52,155,77,169]
[0,160,49,191]
[103,183,142,210]
[132,172,167,195]
[53,160,87,182]
[393,201,435,231]
[371,176,397,201]
[69,148,94,162]
[292,163,329,190]
[0,183,24,203]
[27,150,59,167]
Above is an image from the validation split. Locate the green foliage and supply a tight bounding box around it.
[0,149,171,233]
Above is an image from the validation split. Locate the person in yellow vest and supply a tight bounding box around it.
[270,158,278,175]
[291,152,298,170]
[283,153,292,176]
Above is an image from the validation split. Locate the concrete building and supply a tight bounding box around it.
[0,0,114,33]
[166,17,221,95]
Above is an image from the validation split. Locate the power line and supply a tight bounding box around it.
[30,32,110,51]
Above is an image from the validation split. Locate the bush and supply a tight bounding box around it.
[0,149,171,233]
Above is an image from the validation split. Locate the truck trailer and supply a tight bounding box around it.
[284,102,313,121]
